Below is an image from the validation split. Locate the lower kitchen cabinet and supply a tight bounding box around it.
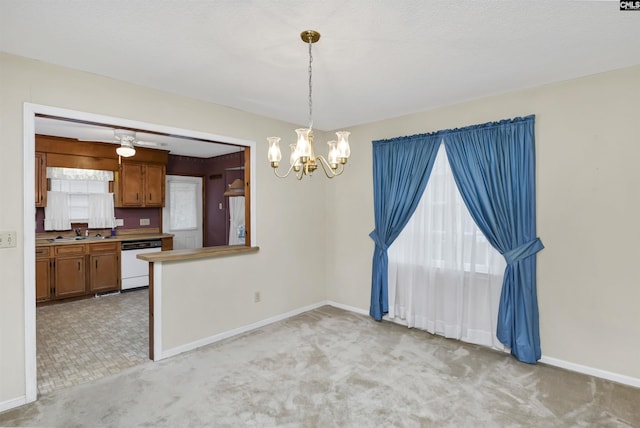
[53,244,87,299]
[36,241,121,303]
[35,247,52,302]
[54,255,86,298]
[88,242,120,293]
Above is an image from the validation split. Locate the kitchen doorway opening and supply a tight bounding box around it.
[23,103,257,403]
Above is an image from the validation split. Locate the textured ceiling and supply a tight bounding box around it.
[2,0,639,132]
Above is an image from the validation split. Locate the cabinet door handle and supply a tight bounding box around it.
[95,260,98,269]
[149,193,152,201]
[136,192,139,201]
[77,261,81,272]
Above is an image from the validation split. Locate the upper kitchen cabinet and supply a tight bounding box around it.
[35,151,47,207]
[112,144,168,208]
[115,161,166,207]
[35,134,169,208]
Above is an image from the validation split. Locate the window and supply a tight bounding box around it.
[387,145,506,349]
[168,180,198,231]
[49,178,109,222]
[390,145,503,275]
[44,167,115,230]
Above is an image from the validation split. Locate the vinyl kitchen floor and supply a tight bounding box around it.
[36,288,148,396]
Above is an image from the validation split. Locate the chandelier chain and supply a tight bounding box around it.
[308,38,313,130]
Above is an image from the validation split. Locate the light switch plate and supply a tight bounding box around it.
[0,231,17,248]
[140,218,150,226]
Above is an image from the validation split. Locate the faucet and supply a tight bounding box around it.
[74,228,82,236]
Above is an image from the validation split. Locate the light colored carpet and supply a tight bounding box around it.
[1,305,638,427]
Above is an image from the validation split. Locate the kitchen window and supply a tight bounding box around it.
[44,167,116,230]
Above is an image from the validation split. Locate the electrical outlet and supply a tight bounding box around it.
[140,218,150,226]
[115,218,124,226]
[254,291,261,303]
[0,231,17,248]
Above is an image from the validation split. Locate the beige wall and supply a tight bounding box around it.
[326,65,640,379]
[0,52,328,405]
[1,51,639,407]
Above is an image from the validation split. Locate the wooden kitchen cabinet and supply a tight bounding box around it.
[144,164,164,206]
[53,244,87,299]
[116,162,165,207]
[35,247,52,302]
[88,241,120,293]
[37,241,123,304]
[161,236,173,251]
[119,162,144,206]
[35,151,47,207]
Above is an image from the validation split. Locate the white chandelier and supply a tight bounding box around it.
[267,30,351,179]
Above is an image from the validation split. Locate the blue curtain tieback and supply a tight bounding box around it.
[503,238,544,265]
[369,230,389,251]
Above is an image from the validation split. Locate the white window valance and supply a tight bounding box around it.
[46,167,113,181]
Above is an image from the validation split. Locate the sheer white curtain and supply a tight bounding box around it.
[228,196,245,245]
[387,145,507,350]
[88,193,116,228]
[44,191,71,231]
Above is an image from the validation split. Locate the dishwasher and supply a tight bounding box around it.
[120,239,162,290]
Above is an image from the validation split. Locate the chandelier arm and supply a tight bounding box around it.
[272,163,297,178]
[326,158,346,177]
[315,155,344,179]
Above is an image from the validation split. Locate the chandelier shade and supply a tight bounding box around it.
[267,30,351,180]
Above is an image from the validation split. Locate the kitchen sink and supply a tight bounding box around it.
[48,236,111,242]
[49,236,86,242]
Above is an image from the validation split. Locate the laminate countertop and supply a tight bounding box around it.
[36,233,174,247]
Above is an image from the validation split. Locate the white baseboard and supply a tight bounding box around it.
[0,395,27,413]
[150,298,640,390]
[326,300,369,316]
[540,355,640,388]
[326,302,640,389]
[159,301,328,360]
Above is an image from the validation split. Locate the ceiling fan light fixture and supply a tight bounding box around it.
[116,141,136,157]
[114,129,136,157]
